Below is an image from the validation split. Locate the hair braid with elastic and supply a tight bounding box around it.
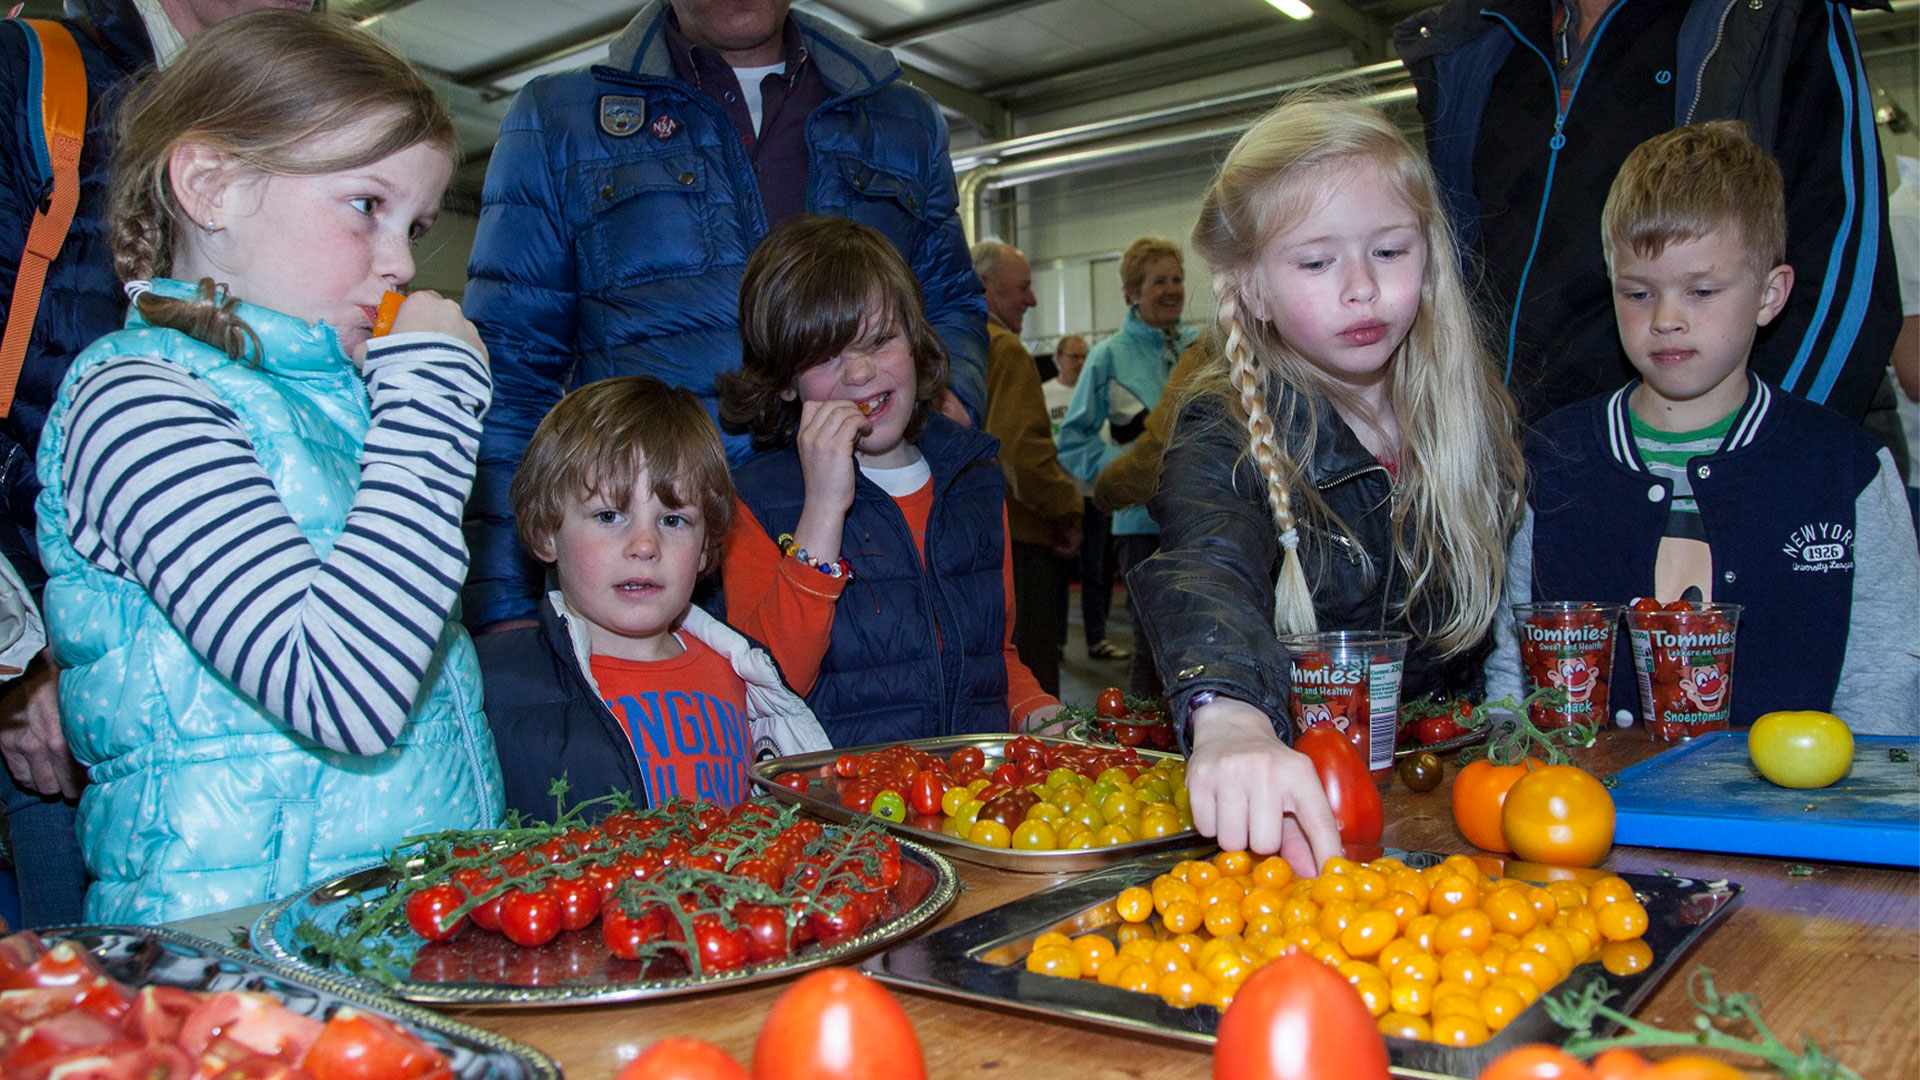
[1218,289,1318,638]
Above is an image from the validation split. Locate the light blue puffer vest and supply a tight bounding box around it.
[35,282,502,924]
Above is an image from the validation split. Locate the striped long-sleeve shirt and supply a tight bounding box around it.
[57,332,490,756]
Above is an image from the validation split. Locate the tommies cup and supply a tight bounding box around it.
[1278,631,1409,777]
[1512,602,1624,731]
[1624,601,1742,741]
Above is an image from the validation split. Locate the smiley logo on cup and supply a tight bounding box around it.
[1679,664,1727,712]
[1548,656,1598,703]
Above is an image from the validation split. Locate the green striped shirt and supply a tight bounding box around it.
[1632,410,1738,540]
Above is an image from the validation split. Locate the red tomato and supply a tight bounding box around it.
[1005,736,1046,765]
[498,888,564,948]
[731,856,784,892]
[773,772,810,794]
[548,874,602,933]
[1476,1045,1595,1079]
[733,904,794,964]
[300,1008,446,1080]
[949,746,986,774]
[752,969,925,1080]
[1414,713,1467,745]
[404,884,467,942]
[1212,951,1389,1080]
[691,915,750,974]
[603,902,669,960]
[805,896,868,943]
[618,1037,750,1080]
[833,754,861,778]
[1293,726,1383,848]
[837,779,879,814]
[907,770,945,817]
[451,868,503,933]
[1095,687,1128,718]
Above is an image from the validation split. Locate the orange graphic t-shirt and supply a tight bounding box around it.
[591,635,751,806]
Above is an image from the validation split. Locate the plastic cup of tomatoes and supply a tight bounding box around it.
[1512,601,1623,731]
[1624,599,1742,741]
[1277,631,1409,777]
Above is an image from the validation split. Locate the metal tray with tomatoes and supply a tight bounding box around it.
[251,801,958,1008]
[864,847,1740,1079]
[749,734,1200,873]
[14,925,558,1078]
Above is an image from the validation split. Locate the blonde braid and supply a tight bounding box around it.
[1218,288,1317,638]
[109,174,259,362]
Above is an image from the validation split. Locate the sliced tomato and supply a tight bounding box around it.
[299,1009,445,1080]
[126,984,202,1045]
[179,991,323,1060]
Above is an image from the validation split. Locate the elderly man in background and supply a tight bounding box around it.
[0,0,319,928]
[975,240,1082,696]
[464,0,987,632]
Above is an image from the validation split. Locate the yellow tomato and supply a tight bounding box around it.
[1749,710,1854,789]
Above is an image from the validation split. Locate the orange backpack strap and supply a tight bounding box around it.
[0,18,88,418]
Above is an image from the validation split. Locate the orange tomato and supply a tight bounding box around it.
[1474,1044,1594,1079]
[1644,1055,1746,1080]
[1588,1049,1653,1079]
[1452,759,1542,853]
[1500,765,1617,868]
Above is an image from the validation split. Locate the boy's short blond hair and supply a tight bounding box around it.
[1602,120,1786,276]
[512,376,733,570]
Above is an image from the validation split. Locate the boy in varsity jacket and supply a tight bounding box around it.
[1487,124,1919,733]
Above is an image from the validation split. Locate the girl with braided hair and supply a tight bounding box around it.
[35,11,501,922]
[1133,95,1524,871]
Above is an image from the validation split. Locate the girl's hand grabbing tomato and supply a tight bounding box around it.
[1186,696,1342,871]
[375,289,486,363]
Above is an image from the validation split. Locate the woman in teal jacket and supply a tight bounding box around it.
[1056,238,1198,696]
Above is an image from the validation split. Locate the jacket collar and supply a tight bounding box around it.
[1601,371,1772,474]
[136,278,354,378]
[609,1,898,97]
[70,0,157,76]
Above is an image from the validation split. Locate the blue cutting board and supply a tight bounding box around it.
[1608,732,1920,867]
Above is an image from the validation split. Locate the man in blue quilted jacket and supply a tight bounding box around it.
[463,0,989,631]
[0,0,315,927]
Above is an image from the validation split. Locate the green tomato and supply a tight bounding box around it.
[871,789,908,822]
[1749,711,1854,789]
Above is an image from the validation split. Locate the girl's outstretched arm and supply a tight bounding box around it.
[56,327,489,756]
[1188,696,1342,871]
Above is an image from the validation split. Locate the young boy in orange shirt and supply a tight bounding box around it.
[477,377,828,817]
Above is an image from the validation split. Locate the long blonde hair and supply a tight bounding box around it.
[1187,94,1524,656]
[109,10,453,359]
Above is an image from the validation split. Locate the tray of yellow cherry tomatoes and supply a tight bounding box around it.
[749,734,1200,872]
[863,845,1740,1078]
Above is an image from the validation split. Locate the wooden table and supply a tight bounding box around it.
[178,729,1919,1078]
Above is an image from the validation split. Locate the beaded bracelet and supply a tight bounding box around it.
[775,533,854,582]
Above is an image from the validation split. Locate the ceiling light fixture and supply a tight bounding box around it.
[1263,0,1315,19]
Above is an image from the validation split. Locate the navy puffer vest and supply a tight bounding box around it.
[731,415,1009,745]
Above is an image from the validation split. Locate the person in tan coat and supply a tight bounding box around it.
[1094,333,1216,514]
[975,240,1083,696]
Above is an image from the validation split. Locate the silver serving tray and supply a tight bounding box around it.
[43,925,559,1077]
[865,847,1741,1079]
[251,836,957,1008]
[750,733,1199,873]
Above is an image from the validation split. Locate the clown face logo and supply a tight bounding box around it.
[1547,657,1598,703]
[1678,663,1727,712]
[1300,700,1353,733]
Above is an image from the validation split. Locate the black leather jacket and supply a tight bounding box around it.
[1132,388,1486,746]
